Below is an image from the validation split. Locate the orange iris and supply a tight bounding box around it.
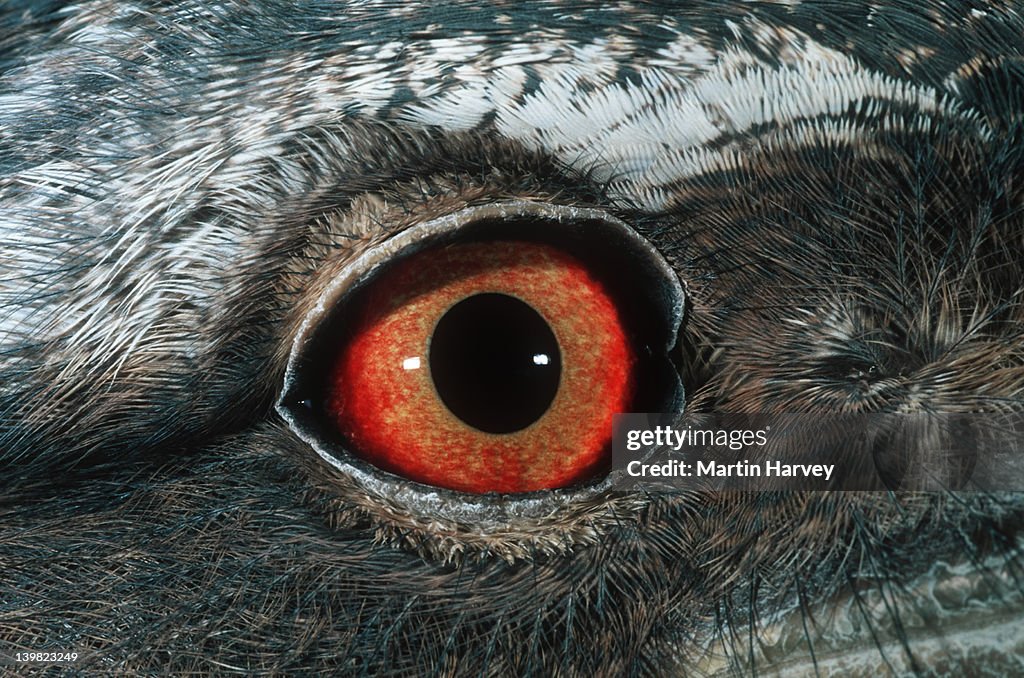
[327,241,634,494]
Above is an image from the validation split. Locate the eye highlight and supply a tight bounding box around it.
[327,241,635,493]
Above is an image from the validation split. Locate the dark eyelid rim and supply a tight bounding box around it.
[277,199,686,527]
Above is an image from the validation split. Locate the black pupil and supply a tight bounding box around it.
[429,293,561,434]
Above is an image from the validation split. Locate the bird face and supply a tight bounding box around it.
[1,1,1022,674]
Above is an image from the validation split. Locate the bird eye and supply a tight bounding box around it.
[279,201,685,501]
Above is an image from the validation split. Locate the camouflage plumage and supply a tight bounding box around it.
[1,1,1022,674]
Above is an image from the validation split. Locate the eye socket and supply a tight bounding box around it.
[279,201,685,512]
[326,240,635,493]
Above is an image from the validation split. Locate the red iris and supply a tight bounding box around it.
[327,240,634,494]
